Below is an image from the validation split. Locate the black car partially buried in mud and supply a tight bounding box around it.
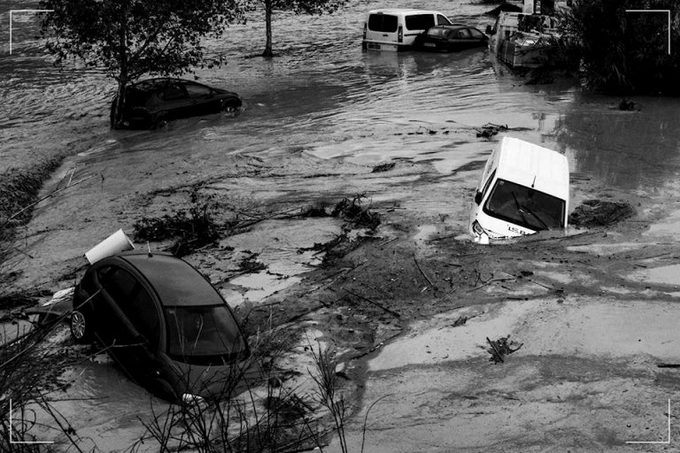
[414,25,489,52]
[69,251,254,404]
[111,78,243,129]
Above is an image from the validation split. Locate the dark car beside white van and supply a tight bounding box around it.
[362,9,454,51]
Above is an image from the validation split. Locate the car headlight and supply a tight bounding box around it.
[182,393,205,405]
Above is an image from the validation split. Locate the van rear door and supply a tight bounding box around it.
[364,12,400,49]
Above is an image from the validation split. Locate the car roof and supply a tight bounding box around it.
[129,78,206,90]
[430,24,475,30]
[115,252,224,307]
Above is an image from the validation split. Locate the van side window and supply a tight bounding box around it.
[437,14,452,25]
[368,14,398,32]
[405,14,435,31]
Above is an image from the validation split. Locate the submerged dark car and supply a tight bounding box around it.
[414,25,489,52]
[111,78,242,129]
[70,251,253,403]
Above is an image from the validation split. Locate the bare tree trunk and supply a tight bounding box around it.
[263,0,273,57]
[112,18,129,129]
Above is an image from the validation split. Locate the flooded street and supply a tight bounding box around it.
[3,0,680,451]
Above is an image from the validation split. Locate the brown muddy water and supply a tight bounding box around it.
[3,0,680,450]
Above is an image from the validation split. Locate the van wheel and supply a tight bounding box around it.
[70,309,93,343]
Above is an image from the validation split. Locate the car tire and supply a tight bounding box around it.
[220,99,241,115]
[150,377,179,403]
[70,309,93,343]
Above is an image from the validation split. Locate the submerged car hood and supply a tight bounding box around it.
[166,355,260,401]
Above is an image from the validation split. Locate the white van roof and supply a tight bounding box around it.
[367,9,445,16]
[495,137,569,201]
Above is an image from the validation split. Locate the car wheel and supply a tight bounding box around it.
[70,309,93,343]
[151,377,179,403]
[220,99,241,116]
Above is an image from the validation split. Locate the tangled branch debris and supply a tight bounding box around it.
[331,194,380,231]
[486,335,523,364]
[475,123,508,139]
[569,199,635,227]
[133,191,221,256]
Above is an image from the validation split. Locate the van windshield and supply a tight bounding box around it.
[483,179,565,231]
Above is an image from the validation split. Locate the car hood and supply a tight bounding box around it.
[213,87,241,98]
[165,355,260,401]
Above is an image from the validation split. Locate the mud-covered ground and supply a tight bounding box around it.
[4,131,680,452]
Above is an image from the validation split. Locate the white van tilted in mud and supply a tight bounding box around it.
[469,137,569,243]
[362,9,453,51]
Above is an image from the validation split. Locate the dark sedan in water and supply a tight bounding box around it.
[414,25,489,52]
[70,251,253,403]
[111,78,242,129]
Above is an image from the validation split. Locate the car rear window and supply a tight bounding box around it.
[405,14,435,31]
[368,14,398,32]
[427,27,448,37]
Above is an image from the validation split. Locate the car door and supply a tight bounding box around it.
[467,27,488,48]
[156,82,192,121]
[96,267,156,382]
[451,28,473,50]
[184,82,220,116]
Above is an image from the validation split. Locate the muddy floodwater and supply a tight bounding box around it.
[4,0,680,451]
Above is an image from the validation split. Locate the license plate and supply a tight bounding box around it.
[424,43,436,48]
[368,43,381,50]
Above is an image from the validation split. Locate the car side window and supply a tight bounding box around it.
[106,268,137,300]
[105,267,161,349]
[130,289,161,351]
[437,14,452,25]
[456,29,472,38]
[469,28,485,38]
[185,83,212,100]
[159,84,187,101]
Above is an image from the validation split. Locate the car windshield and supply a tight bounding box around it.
[483,179,565,231]
[165,305,246,364]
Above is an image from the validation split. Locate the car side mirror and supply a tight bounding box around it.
[485,25,494,35]
[474,191,483,205]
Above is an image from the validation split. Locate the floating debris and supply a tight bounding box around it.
[569,199,636,227]
[618,98,640,111]
[475,123,508,139]
[372,162,396,173]
[452,316,468,327]
[486,335,523,364]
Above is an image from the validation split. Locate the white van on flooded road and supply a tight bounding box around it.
[469,136,569,243]
[362,9,454,51]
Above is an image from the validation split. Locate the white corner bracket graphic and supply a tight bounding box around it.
[625,9,672,55]
[8,9,54,55]
[8,399,55,445]
[626,399,671,445]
